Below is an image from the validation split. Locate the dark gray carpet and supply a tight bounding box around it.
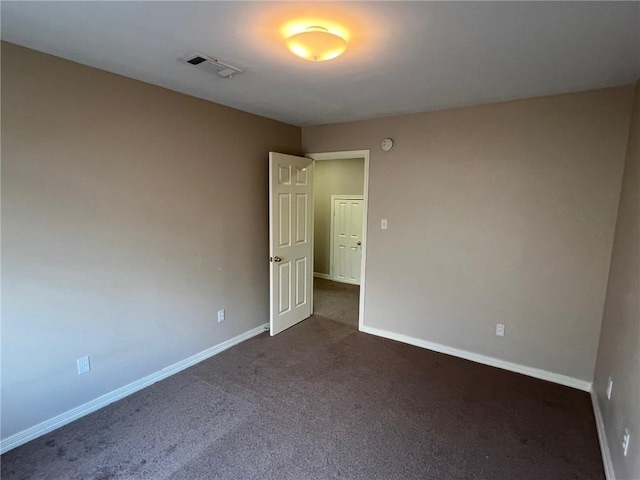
[313,277,359,328]
[1,316,604,479]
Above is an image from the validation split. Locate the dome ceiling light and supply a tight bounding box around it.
[286,26,348,62]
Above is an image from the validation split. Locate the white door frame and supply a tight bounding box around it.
[330,195,364,285]
[306,150,370,331]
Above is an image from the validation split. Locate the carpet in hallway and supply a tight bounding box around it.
[313,277,359,329]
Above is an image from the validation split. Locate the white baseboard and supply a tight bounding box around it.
[360,325,592,392]
[314,272,360,286]
[591,388,615,480]
[0,323,269,455]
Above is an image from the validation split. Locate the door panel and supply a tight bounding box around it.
[295,257,307,306]
[296,194,307,243]
[278,194,291,247]
[269,152,313,335]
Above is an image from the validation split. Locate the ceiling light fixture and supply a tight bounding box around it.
[286,26,348,62]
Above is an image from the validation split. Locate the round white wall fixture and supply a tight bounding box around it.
[381,138,394,152]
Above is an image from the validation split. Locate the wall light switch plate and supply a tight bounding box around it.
[495,323,505,337]
[77,356,91,375]
[381,219,388,230]
[217,309,225,322]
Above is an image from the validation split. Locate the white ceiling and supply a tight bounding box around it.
[2,1,639,127]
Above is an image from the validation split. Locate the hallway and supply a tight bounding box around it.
[312,277,359,329]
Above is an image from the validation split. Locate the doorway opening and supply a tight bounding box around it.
[307,150,370,330]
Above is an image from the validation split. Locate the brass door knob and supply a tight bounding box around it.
[273,256,283,262]
[356,241,362,246]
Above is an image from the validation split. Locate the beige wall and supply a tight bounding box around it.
[303,87,633,382]
[0,42,301,440]
[313,159,364,275]
[593,81,640,480]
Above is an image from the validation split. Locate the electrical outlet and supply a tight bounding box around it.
[623,429,630,456]
[495,323,505,337]
[217,309,225,323]
[607,377,613,400]
[77,356,91,375]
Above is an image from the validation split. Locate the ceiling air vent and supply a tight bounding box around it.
[181,53,243,79]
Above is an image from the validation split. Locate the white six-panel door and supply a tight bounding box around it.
[331,196,364,285]
[269,152,313,336]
